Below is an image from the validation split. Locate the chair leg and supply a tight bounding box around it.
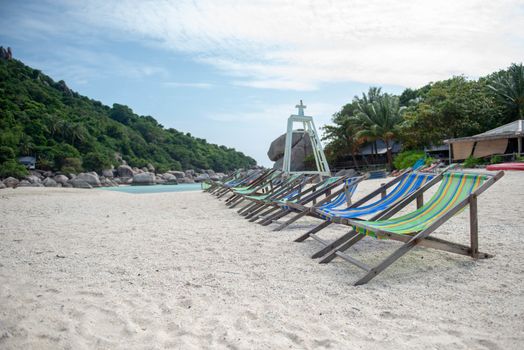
[245,204,270,219]
[273,210,309,231]
[260,209,289,226]
[294,221,332,242]
[318,231,364,262]
[250,206,279,222]
[312,229,358,259]
[469,195,479,259]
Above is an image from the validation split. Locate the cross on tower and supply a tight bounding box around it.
[295,100,306,116]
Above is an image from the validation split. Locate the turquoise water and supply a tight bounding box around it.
[100,183,203,194]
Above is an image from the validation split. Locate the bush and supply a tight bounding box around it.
[489,155,503,164]
[463,156,484,168]
[393,150,426,170]
[0,146,16,163]
[82,152,112,173]
[60,157,82,173]
[0,160,29,178]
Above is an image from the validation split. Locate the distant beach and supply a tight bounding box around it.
[1,172,523,349]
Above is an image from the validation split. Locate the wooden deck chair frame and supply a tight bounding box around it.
[271,169,413,233]
[236,174,311,216]
[260,174,368,230]
[297,171,441,259]
[244,175,348,222]
[215,169,276,198]
[321,170,504,285]
[223,170,283,205]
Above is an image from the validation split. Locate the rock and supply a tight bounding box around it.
[42,171,54,178]
[334,169,357,178]
[215,172,226,179]
[147,163,155,172]
[185,170,195,177]
[76,173,101,187]
[117,165,134,178]
[194,173,210,182]
[268,132,313,171]
[168,171,186,179]
[29,170,44,179]
[177,177,195,184]
[205,169,216,176]
[25,175,42,184]
[67,178,92,189]
[42,177,58,187]
[163,173,178,184]
[17,180,32,187]
[132,172,155,185]
[102,169,114,178]
[54,175,69,185]
[0,182,5,189]
[2,177,19,188]
[155,178,166,184]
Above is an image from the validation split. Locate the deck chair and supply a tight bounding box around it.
[293,171,437,258]
[258,175,367,230]
[215,169,276,198]
[323,171,504,285]
[236,173,308,216]
[223,170,283,204]
[246,175,349,222]
[204,169,242,193]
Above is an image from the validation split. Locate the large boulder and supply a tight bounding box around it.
[67,178,92,189]
[194,173,210,182]
[42,177,58,187]
[76,172,101,187]
[53,174,69,185]
[267,132,313,171]
[168,171,186,179]
[177,177,195,184]
[132,172,155,185]
[0,182,5,189]
[25,175,42,184]
[185,170,195,178]
[147,163,155,172]
[163,173,178,184]
[17,180,43,187]
[117,165,134,178]
[101,168,114,178]
[204,169,216,176]
[2,177,19,188]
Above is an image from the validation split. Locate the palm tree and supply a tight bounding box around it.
[352,91,404,170]
[487,63,524,120]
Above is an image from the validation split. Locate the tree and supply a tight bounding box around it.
[352,89,403,169]
[487,63,524,121]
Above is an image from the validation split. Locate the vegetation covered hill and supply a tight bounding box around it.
[323,63,524,169]
[0,57,256,176]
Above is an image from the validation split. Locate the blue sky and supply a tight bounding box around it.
[1,0,523,166]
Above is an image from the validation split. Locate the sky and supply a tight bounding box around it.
[1,0,523,167]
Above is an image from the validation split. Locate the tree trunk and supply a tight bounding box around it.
[385,139,393,171]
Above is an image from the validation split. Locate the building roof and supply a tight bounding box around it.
[18,156,36,163]
[357,140,402,155]
[444,120,524,144]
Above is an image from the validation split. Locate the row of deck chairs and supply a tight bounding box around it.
[204,167,504,285]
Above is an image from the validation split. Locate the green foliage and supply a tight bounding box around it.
[82,152,113,173]
[463,156,485,168]
[0,146,15,163]
[0,159,28,178]
[515,154,524,162]
[487,63,524,120]
[61,157,83,173]
[0,58,256,174]
[393,150,426,170]
[489,155,503,164]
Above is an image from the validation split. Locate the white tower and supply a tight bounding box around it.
[282,100,331,176]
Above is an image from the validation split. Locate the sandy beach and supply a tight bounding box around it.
[1,171,523,349]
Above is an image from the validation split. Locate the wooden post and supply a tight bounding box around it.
[416,194,423,209]
[469,194,479,259]
[518,137,522,156]
[448,143,452,165]
[380,183,386,198]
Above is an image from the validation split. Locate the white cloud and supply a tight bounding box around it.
[163,82,213,89]
[61,0,524,90]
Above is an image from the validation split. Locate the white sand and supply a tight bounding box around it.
[1,171,523,349]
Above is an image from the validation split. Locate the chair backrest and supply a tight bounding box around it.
[357,172,489,236]
[320,172,435,218]
[317,176,366,210]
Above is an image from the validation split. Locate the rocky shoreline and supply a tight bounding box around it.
[0,164,229,190]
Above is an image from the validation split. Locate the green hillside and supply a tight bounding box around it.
[0,57,256,176]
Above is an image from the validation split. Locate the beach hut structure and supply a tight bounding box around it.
[444,120,524,162]
[18,156,36,169]
[282,101,330,176]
